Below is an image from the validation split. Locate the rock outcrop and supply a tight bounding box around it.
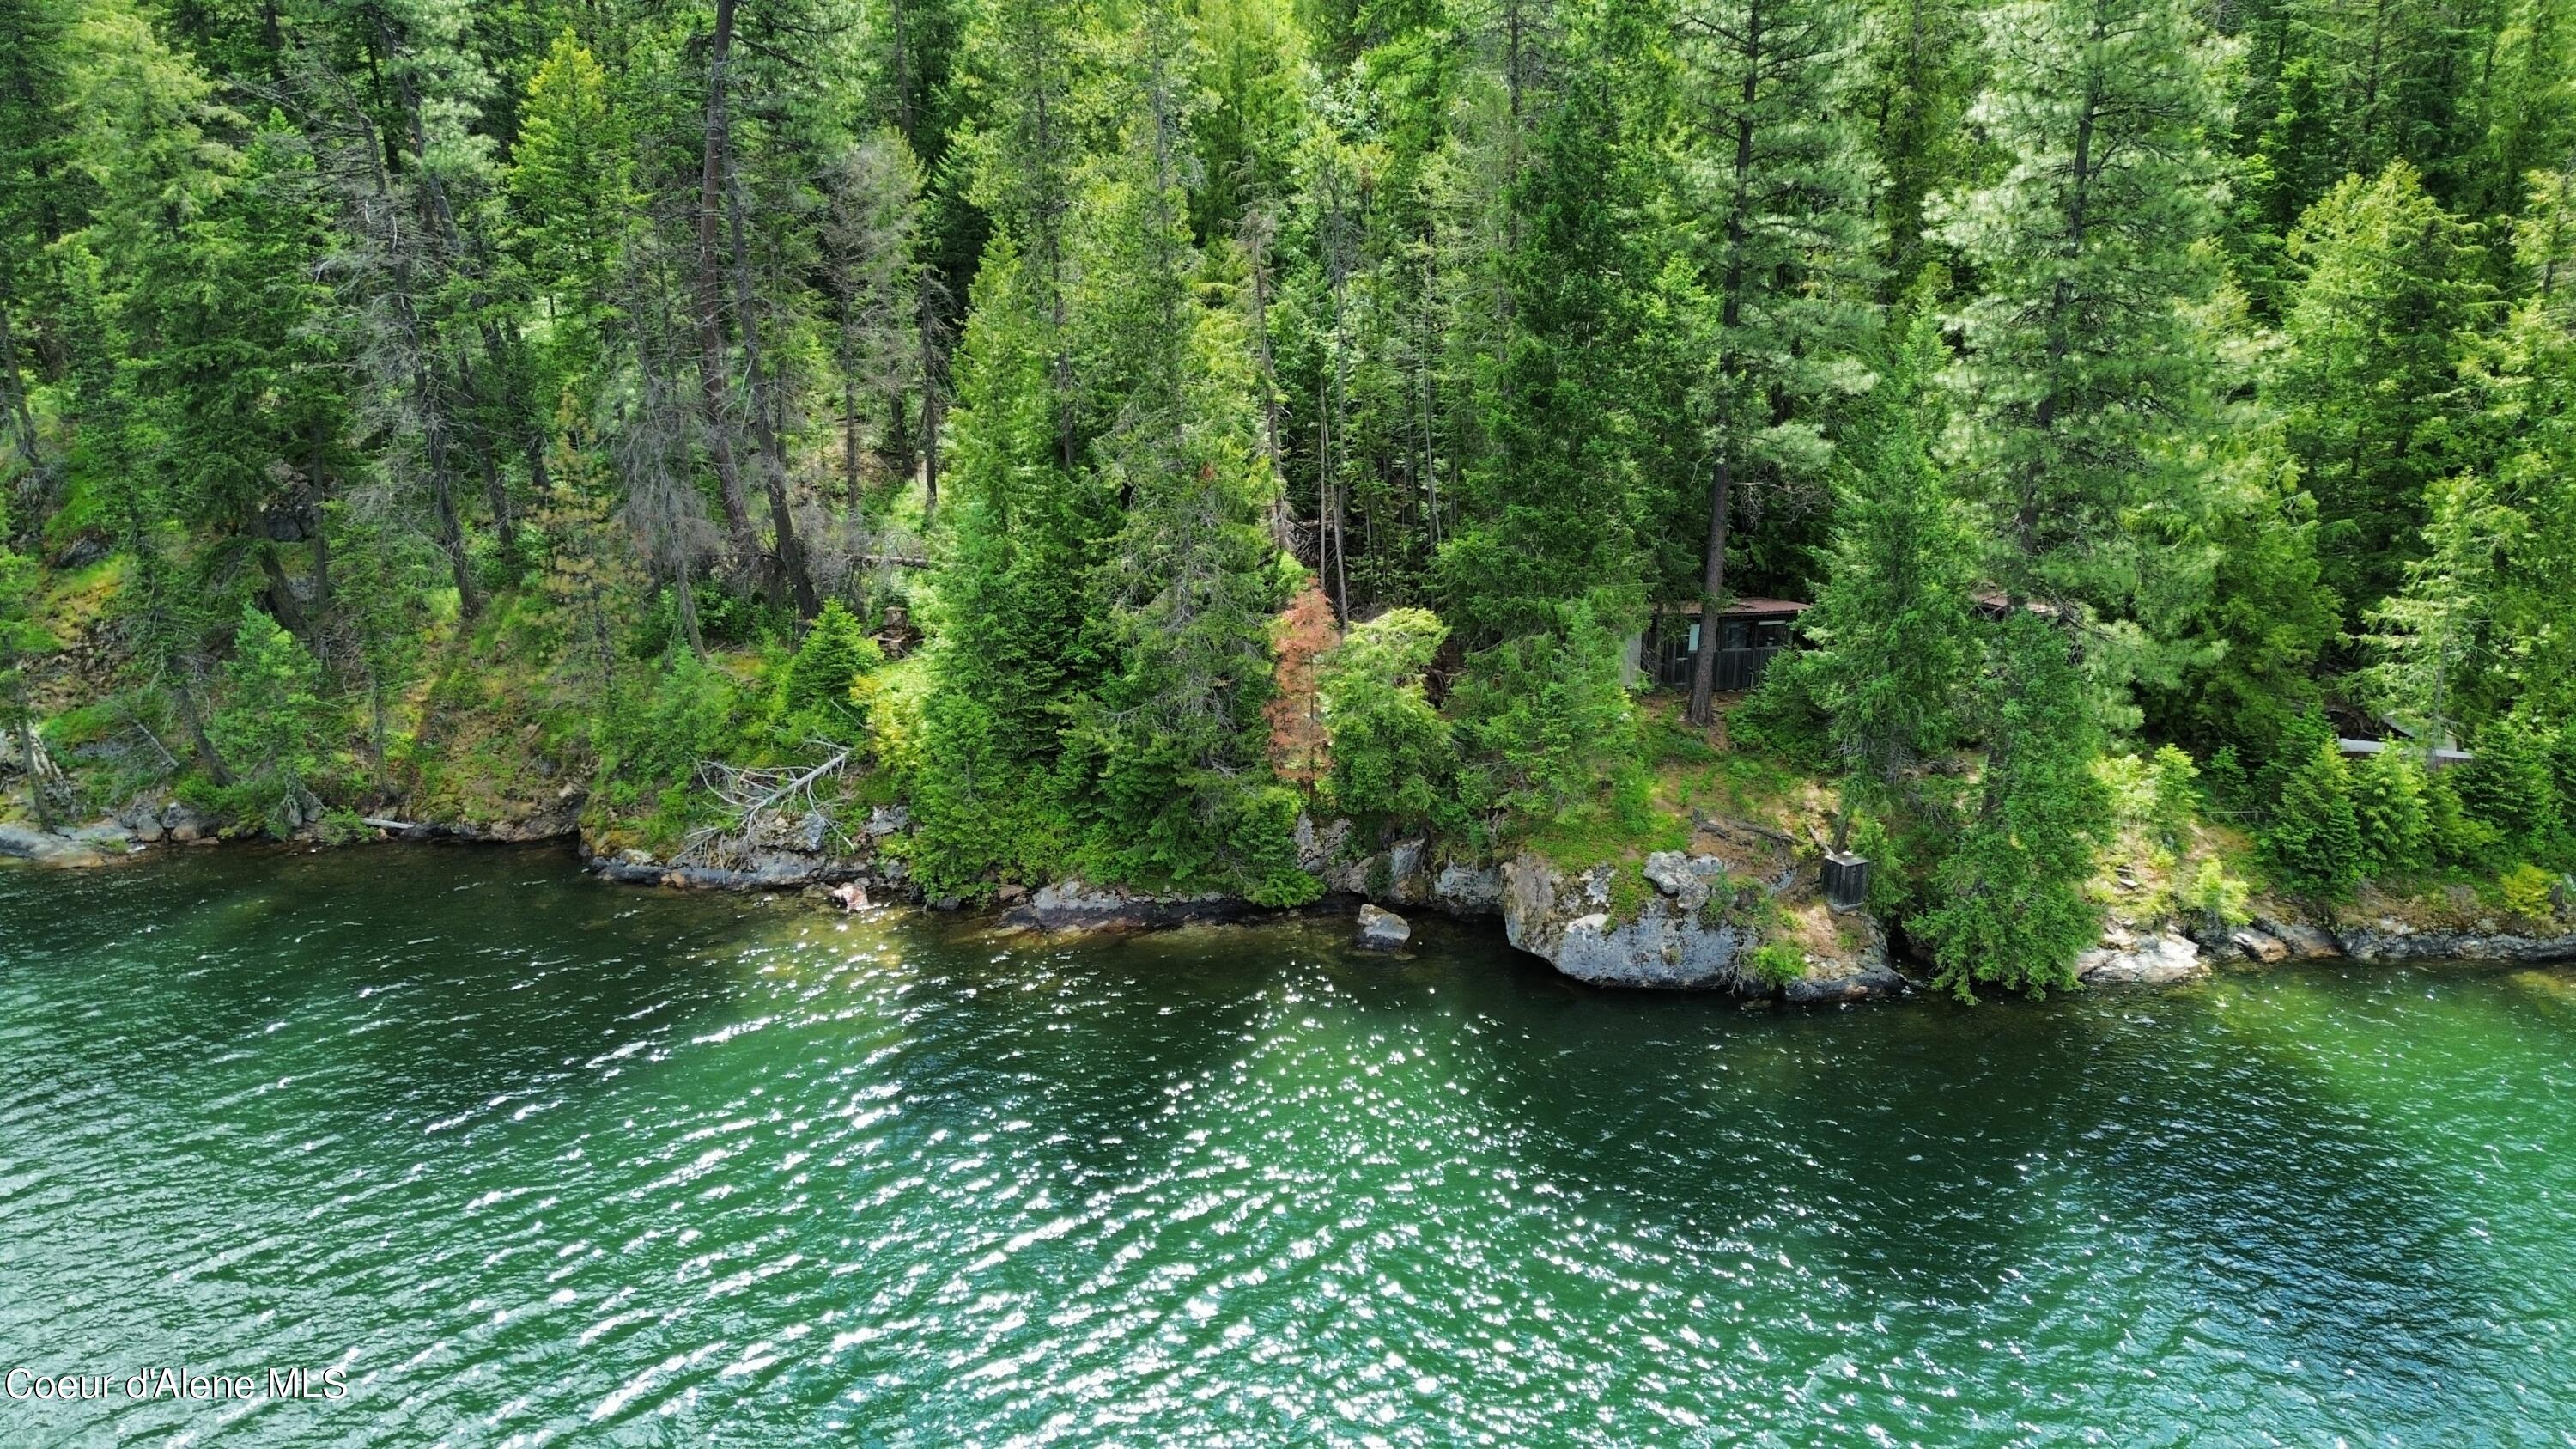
[0,822,110,868]
[2335,919,2576,963]
[2075,928,2207,985]
[1497,851,1901,999]
[1002,877,1245,931]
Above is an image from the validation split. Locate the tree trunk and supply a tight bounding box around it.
[0,305,39,477]
[1687,22,1761,728]
[725,172,818,618]
[171,671,232,788]
[692,0,756,563]
[258,542,312,643]
[1685,454,1735,725]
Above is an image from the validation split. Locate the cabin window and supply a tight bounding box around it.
[1685,623,1699,652]
[1754,619,1789,649]
[1719,618,1750,650]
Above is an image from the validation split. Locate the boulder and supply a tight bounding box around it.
[161,802,210,843]
[1354,904,1412,952]
[65,819,133,849]
[865,805,911,837]
[1293,813,1352,874]
[2334,921,2576,963]
[1005,877,1245,932]
[2230,928,2292,965]
[2076,930,2206,986]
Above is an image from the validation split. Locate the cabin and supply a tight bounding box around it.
[1626,598,1810,693]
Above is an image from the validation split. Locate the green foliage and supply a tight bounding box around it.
[1793,301,1978,816]
[2500,863,2557,921]
[776,600,885,740]
[2272,164,2487,622]
[1449,600,1637,838]
[2261,743,2362,898]
[207,603,331,833]
[1744,941,1807,989]
[2348,749,2433,879]
[1917,615,2111,1000]
[2177,856,2253,936]
[1316,607,1456,836]
[597,651,738,845]
[1935,0,2233,627]
[2453,721,2567,867]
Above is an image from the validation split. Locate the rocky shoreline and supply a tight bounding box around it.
[8,804,2573,1003]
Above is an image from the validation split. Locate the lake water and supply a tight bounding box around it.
[2,844,2571,1446]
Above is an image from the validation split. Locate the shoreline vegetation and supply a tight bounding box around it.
[4,0,2574,1002]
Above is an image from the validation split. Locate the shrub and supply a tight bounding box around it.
[1745,941,1806,989]
[2426,768,2506,872]
[2177,856,2252,935]
[2260,742,2361,898]
[776,599,884,740]
[1450,602,1636,837]
[2347,749,2431,878]
[2201,745,2249,815]
[2455,721,2564,866]
[1315,607,1458,836]
[2144,746,2200,849]
[208,603,333,834]
[2500,863,2555,921]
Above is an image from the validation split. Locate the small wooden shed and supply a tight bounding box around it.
[1629,598,1810,692]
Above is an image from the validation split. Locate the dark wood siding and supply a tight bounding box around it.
[1642,614,1795,692]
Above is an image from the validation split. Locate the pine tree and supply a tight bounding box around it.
[210,600,332,832]
[1057,0,1308,900]
[1914,611,2112,998]
[511,31,631,404]
[1784,301,1978,829]
[909,245,1110,894]
[1668,0,1884,724]
[2261,740,2364,897]
[2270,162,2488,619]
[1933,0,2235,623]
[532,400,642,715]
[779,600,884,738]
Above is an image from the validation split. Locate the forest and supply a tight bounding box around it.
[2,0,2572,996]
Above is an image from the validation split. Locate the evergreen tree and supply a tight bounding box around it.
[779,599,884,738]
[1915,611,2111,999]
[1778,301,1978,830]
[909,246,1109,894]
[2261,739,2363,898]
[1667,0,1883,724]
[1934,0,2235,617]
[511,31,631,404]
[2269,162,2488,618]
[1317,606,1457,837]
[210,600,332,832]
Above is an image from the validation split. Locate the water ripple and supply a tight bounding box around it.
[1,848,2572,1446]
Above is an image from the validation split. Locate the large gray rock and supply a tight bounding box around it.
[2256,919,2343,960]
[1429,862,1503,916]
[0,823,108,868]
[161,801,210,843]
[1354,904,1412,951]
[2076,929,2206,985]
[1496,854,1895,996]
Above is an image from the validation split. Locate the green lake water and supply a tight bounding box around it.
[1,844,2572,1446]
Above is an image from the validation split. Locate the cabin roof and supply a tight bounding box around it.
[1653,598,1812,618]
